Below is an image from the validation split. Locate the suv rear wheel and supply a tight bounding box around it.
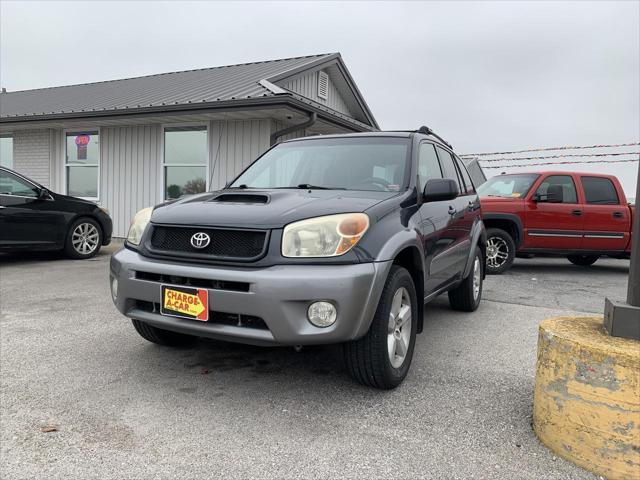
[485,228,515,274]
[344,266,417,389]
[132,320,197,346]
[448,247,483,311]
[567,254,600,266]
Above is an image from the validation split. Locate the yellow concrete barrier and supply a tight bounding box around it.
[533,316,640,480]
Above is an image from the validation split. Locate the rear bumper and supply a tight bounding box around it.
[110,247,391,346]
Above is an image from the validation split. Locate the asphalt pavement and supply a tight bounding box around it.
[0,246,629,479]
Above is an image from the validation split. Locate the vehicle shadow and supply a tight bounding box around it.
[509,259,629,275]
[0,243,119,265]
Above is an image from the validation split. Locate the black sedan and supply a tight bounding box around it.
[0,166,112,259]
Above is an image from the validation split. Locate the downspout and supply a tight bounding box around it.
[270,112,317,146]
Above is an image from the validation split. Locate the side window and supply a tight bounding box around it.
[418,143,443,188]
[0,170,39,197]
[455,156,475,194]
[535,175,578,203]
[581,177,619,205]
[436,146,463,192]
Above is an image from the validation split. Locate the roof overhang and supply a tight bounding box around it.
[0,95,374,134]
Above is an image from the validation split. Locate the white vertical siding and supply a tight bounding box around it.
[282,69,353,117]
[100,125,162,237]
[208,119,271,190]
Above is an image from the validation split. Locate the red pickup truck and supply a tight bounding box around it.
[477,171,635,274]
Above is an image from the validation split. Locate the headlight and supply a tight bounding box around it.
[282,213,369,257]
[126,207,153,245]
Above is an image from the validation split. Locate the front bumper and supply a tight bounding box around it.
[110,248,391,346]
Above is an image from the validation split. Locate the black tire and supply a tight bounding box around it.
[567,255,600,266]
[485,228,516,275]
[344,265,418,390]
[64,217,103,259]
[131,319,196,346]
[448,247,483,312]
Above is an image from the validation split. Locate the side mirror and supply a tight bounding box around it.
[423,178,459,202]
[38,187,51,200]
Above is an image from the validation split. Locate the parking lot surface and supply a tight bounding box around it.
[0,246,629,479]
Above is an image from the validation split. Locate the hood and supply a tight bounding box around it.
[480,195,523,203]
[150,189,399,228]
[51,191,98,207]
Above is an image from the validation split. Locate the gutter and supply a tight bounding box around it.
[270,112,317,145]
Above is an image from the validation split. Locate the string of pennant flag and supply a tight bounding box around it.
[460,142,640,157]
[470,151,640,163]
[483,158,640,169]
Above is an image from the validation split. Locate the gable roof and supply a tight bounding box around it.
[0,53,378,129]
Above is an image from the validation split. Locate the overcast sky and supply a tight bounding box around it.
[1,0,638,195]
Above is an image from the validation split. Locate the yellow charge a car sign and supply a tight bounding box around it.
[160,285,208,321]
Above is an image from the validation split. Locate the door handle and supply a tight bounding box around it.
[571,209,582,216]
[0,206,6,209]
[448,206,457,216]
[612,211,623,218]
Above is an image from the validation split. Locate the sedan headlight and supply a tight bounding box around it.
[126,207,153,245]
[282,213,370,258]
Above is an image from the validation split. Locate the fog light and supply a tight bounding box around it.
[110,277,118,302]
[307,301,336,327]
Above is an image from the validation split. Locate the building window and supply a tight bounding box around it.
[163,126,207,200]
[66,131,99,199]
[0,135,13,168]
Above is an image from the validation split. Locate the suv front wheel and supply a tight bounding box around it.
[344,265,418,389]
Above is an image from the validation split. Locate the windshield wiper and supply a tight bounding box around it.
[227,184,250,189]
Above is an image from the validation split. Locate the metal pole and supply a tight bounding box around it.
[626,161,640,307]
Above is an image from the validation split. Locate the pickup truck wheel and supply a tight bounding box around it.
[344,265,417,390]
[448,247,483,312]
[567,255,600,266]
[131,319,196,346]
[485,228,515,274]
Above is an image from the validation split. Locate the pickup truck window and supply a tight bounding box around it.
[231,137,410,192]
[581,176,619,205]
[477,173,538,198]
[535,175,578,203]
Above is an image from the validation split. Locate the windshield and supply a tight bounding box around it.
[477,174,539,198]
[230,137,411,192]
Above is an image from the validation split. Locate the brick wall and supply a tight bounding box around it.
[13,129,51,187]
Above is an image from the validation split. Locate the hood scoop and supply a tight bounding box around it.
[211,193,269,204]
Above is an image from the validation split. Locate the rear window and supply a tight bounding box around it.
[581,177,619,205]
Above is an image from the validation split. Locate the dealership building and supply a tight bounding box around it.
[0,53,378,236]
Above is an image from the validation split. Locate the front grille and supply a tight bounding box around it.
[134,301,268,330]
[149,225,267,261]
[134,271,249,292]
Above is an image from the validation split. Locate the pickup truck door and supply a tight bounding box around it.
[579,175,630,251]
[524,174,584,249]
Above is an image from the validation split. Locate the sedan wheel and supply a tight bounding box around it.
[72,222,100,255]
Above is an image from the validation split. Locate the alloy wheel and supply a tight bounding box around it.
[72,223,100,255]
[387,287,412,369]
[486,236,509,269]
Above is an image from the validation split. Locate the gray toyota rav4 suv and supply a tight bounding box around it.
[110,127,486,389]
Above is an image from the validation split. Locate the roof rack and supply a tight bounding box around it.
[416,126,452,149]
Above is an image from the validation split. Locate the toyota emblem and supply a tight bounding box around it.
[190,232,211,249]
